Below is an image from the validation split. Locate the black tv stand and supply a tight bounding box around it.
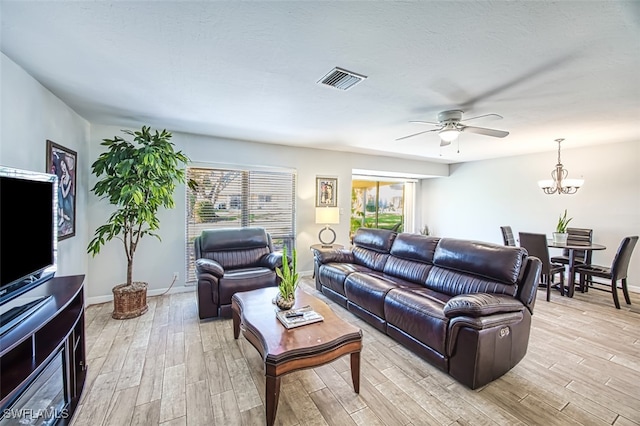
[0,275,86,425]
[0,295,53,336]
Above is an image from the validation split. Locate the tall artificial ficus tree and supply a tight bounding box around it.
[87,126,195,287]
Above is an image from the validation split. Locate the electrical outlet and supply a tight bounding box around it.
[173,272,179,280]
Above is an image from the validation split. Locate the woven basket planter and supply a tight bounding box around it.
[112,281,149,319]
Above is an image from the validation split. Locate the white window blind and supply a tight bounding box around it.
[186,167,296,283]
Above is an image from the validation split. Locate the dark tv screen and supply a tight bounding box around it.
[0,168,57,304]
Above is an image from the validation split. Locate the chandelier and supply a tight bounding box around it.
[538,138,584,195]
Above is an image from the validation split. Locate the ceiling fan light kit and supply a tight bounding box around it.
[538,138,584,195]
[438,123,460,143]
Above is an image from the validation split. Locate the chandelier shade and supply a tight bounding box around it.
[538,138,584,195]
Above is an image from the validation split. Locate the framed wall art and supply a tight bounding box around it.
[316,176,337,207]
[46,140,77,240]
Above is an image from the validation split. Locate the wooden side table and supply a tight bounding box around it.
[310,243,344,252]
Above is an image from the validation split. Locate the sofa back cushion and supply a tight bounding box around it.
[390,233,440,262]
[426,238,526,297]
[383,234,440,283]
[196,227,272,270]
[351,228,396,271]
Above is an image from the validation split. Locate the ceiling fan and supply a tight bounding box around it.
[396,110,509,146]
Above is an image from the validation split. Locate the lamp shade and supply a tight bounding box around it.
[563,178,584,187]
[537,179,554,189]
[438,122,460,143]
[438,127,459,143]
[315,207,340,224]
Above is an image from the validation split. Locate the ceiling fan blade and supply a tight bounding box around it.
[409,120,440,125]
[395,129,439,141]
[461,125,509,138]
[460,113,503,122]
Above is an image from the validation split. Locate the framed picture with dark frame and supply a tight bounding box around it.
[316,176,338,207]
[46,140,77,240]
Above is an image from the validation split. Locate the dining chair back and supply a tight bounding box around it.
[575,236,638,309]
[551,227,593,266]
[500,226,516,246]
[519,232,565,302]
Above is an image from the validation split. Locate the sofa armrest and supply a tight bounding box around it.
[315,249,355,265]
[260,252,284,270]
[443,293,525,318]
[195,258,224,278]
[446,310,526,357]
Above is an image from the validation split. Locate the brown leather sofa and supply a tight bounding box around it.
[195,227,284,319]
[314,228,542,389]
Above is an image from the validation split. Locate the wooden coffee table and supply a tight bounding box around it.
[232,287,362,426]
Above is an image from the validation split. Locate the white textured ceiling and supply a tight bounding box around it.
[1,1,639,164]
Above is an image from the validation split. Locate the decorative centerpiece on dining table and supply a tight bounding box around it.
[553,209,572,244]
[275,246,298,310]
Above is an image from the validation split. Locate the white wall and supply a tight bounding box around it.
[0,53,90,285]
[10,50,636,302]
[0,53,448,303]
[421,141,640,290]
[86,125,448,301]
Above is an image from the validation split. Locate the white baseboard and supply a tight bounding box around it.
[86,284,195,307]
[85,277,638,307]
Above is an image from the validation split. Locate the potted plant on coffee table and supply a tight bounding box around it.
[275,246,298,310]
[553,209,572,244]
[87,126,195,319]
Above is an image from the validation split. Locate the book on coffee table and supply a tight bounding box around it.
[276,305,324,329]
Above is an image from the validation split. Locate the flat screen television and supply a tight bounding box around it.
[0,166,58,305]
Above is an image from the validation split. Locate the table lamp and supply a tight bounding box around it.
[315,207,340,247]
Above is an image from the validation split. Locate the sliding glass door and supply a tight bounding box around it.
[351,178,409,238]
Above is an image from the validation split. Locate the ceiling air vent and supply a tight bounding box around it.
[317,67,367,91]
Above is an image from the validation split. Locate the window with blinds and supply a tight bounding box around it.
[185,167,296,283]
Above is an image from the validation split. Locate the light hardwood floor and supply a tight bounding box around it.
[71,278,640,426]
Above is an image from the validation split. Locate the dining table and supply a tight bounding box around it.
[547,240,606,297]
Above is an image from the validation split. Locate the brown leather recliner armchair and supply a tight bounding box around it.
[194,227,283,319]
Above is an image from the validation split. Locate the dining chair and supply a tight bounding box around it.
[550,227,594,266]
[500,226,516,246]
[574,236,638,309]
[519,232,565,301]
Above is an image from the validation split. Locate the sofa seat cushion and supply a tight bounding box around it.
[345,272,423,319]
[384,288,452,355]
[319,263,373,296]
[218,267,276,305]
